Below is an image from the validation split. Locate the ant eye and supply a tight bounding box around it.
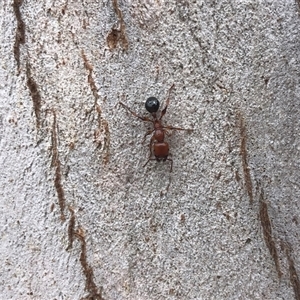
[145,97,160,113]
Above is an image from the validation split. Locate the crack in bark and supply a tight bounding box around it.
[93,105,110,165]
[106,0,128,50]
[282,242,300,300]
[75,228,104,300]
[66,206,75,250]
[287,250,300,299]
[26,63,42,128]
[13,0,25,71]
[81,50,100,102]
[296,0,300,15]
[51,111,66,221]
[259,191,282,278]
[61,0,69,15]
[81,52,110,164]
[238,112,254,204]
[97,105,110,165]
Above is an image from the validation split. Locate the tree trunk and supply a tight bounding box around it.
[1,1,300,299]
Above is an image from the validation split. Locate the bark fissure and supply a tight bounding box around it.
[75,228,104,300]
[13,0,25,70]
[259,191,282,278]
[26,63,42,129]
[238,113,254,204]
[107,0,128,50]
[51,111,66,221]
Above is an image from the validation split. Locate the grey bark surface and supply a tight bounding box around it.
[1,0,300,299]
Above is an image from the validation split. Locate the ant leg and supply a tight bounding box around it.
[143,135,155,167]
[166,158,173,172]
[144,157,173,171]
[142,129,154,144]
[163,125,193,133]
[143,158,156,168]
[166,153,173,172]
[160,84,175,120]
[148,135,155,157]
[119,102,153,122]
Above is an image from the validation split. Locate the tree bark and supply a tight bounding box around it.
[1,0,300,299]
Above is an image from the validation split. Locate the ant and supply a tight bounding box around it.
[119,84,190,171]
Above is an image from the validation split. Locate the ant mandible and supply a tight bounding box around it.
[119,84,189,171]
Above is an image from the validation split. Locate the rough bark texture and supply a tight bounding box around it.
[1,0,300,299]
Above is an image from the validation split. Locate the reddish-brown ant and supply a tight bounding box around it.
[119,85,189,171]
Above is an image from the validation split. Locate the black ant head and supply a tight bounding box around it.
[145,97,160,113]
